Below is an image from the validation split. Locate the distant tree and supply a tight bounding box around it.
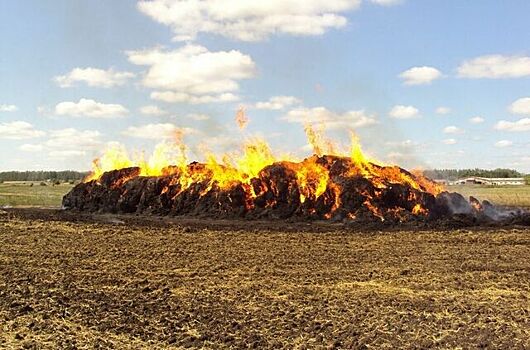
[0,171,88,182]
[424,168,523,180]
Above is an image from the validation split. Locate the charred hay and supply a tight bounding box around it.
[63,155,529,226]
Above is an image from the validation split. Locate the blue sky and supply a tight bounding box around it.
[1,0,529,172]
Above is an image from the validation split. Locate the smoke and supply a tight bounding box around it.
[235,106,249,130]
[438,191,528,222]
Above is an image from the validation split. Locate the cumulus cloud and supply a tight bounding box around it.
[45,129,102,152]
[137,0,361,42]
[435,106,451,115]
[18,128,103,158]
[54,67,135,88]
[457,55,530,79]
[0,104,18,112]
[389,105,419,119]
[54,98,128,118]
[442,138,457,145]
[140,105,168,116]
[0,121,45,140]
[469,116,484,124]
[494,140,513,148]
[122,123,197,140]
[255,96,302,110]
[399,66,442,85]
[494,118,530,132]
[509,97,530,115]
[443,125,464,134]
[128,45,256,104]
[282,106,378,129]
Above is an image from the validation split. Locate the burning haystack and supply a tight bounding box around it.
[63,150,528,225]
[62,121,529,226]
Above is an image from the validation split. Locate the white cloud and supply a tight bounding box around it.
[389,105,419,119]
[508,156,530,171]
[122,123,197,140]
[385,139,420,149]
[435,106,451,115]
[54,67,135,88]
[37,106,49,115]
[19,144,44,152]
[128,45,256,104]
[494,140,513,148]
[137,0,361,42]
[57,129,104,159]
[48,150,88,158]
[494,118,530,132]
[0,104,18,112]
[508,97,530,115]
[442,138,457,145]
[45,129,102,152]
[282,106,378,129]
[370,0,402,5]
[399,66,442,85]
[383,140,422,166]
[457,55,530,79]
[384,151,422,169]
[443,125,464,134]
[0,121,45,140]
[469,116,484,124]
[140,105,168,116]
[187,113,210,121]
[18,129,103,159]
[151,92,239,104]
[255,96,302,110]
[54,98,128,118]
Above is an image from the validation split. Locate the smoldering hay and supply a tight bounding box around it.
[62,148,529,226]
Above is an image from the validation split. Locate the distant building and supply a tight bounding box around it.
[450,177,525,186]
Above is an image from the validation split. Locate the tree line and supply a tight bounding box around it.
[423,168,525,181]
[0,171,88,182]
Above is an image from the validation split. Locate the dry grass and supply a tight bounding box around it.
[0,182,74,208]
[1,211,529,348]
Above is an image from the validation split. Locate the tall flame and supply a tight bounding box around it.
[304,124,338,156]
[84,118,443,220]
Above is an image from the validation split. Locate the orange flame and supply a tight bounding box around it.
[304,124,338,156]
[84,118,443,219]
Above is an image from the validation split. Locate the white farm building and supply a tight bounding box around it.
[451,177,525,186]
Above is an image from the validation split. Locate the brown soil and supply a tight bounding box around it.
[1,209,529,349]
